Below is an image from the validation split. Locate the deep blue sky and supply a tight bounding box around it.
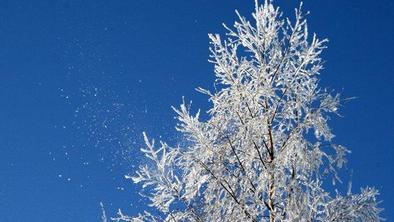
[0,0,393,221]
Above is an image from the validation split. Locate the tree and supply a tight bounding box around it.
[112,1,382,221]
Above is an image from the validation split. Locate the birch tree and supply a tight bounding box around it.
[113,1,382,221]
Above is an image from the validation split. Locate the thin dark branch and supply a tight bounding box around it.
[226,136,257,192]
[196,159,257,222]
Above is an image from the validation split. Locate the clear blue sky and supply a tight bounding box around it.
[0,0,393,221]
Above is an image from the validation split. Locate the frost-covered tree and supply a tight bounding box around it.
[113,1,382,221]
